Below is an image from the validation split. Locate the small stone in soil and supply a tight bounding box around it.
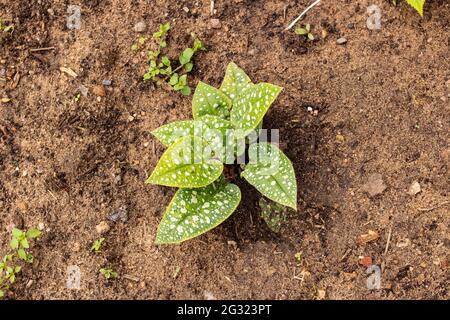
[108,206,128,223]
[16,200,29,212]
[78,84,89,96]
[182,6,189,13]
[96,221,110,234]
[336,37,348,45]
[407,181,421,196]
[361,173,386,197]
[102,80,112,86]
[133,21,147,33]
[92,85,106,97]
[210,18,221,29]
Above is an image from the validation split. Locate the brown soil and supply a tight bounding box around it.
[0,0,449,300]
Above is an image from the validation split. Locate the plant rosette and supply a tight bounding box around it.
[147,62,298,244]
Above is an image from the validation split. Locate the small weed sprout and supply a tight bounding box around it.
[0,18,14,33]
[0,228,41,299]
[142,23,206,96]
[91,238,105,253]
[99,268,119,280]
[295,24,314,41]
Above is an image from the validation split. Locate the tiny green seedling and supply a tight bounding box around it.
[147,62,298,244]
[0,19,14,33]
[295,252,302,265]
[143,22,206,96]
[295,24,314,41]
[131,35,146,51]
[91,238,105,253]
[74,93,81,102]
[99,268,119,280]
[1,228,41,299]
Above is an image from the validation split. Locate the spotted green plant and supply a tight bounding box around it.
[146,62,298,244]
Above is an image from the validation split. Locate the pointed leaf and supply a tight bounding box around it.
[242,142,297,209]
[156,179,241,244]
[146,136,223,188]
[26,228,41,239]
[406,0,425,16]
[219,62,252,100]
[230,83,282,136]
[192,81,232,119]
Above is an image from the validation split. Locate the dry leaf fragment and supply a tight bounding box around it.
[59,67,78,78]
[357,230,379,245]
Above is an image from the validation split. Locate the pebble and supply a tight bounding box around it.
[317,289,326,300]
[335,134,345,144]
[336,37,348,45]
[362,173,386,197]
[102,80,112,86]
[204,290,217,300]
[95,221,110,234]
[133,21,147,33]
[16,200,29,212]
[182,6,189,13]
[396,238,411,248]
[210,18,222,29]
[71,241,81,252]
[407,181,421,196]
[26,280,34,288]
[108,205,128,223]
[38,222,45,231]
[92,85,106,97]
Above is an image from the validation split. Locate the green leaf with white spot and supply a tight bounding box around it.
[220,62,252,101]
[406,0,425,16]
[155,178,241,244]
[192,81,232,119]
[230,83,283,136]
[146,136,223,188]
[152,116,232,148]
[242,142,297,209]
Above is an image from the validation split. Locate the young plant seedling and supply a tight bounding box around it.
[146,62,298,244]
[91,238,105,253]
[143,22,206,96]
[99,268,119,280]
[131,35,146,51]
[295,24,314,41]
[0,228,41,299]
